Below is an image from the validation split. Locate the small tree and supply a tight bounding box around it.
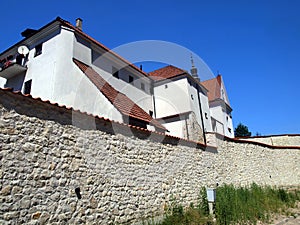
[234,123,251,137]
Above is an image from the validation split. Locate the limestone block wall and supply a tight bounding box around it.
[0,90,300,224]
[237,135,300,147]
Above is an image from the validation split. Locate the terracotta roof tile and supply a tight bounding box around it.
[0,87,211,148]
[73,58,166,131]
[148,65,187,81]
[201,76,221,102]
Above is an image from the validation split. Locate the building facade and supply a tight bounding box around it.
[0,17,234,142]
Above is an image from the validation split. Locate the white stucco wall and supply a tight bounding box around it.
[154,78,190,118]
[186,80,213,133]
[210,106,224,135]
[162,120,185,138]
[73,34,91,64]
[51,29,123,123]
[210,104,234,137]
[199,92,213,132]
[0,77,6,88]
[187,81,202,127]
[224,112,234,137]
[70,66,123,122]
[19,28,62,100]
[90,49,153,114]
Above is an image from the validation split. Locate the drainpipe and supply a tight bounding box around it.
[151,80,157,118]
[185,114,190,140]
[197,86,207,145]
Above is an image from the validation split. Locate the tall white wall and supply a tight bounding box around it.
[186,81,213,133]
[13,28,62,100]
[51,29,123,123]
[91,49,153,114]
[154,78,190,118]
[0,78,6,88]
[210,106,225,135]
[187,82,202,127]
[200,92,213,132]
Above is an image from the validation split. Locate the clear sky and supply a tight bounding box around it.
[1,0,299,135]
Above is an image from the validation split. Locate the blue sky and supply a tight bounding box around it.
[1,0,299,135]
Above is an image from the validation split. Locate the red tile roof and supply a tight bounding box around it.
[201,75,222,102]
[73,58,166,131]
[148,65,187,81]
[0,87,211,148]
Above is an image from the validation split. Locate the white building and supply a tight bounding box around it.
[149,65,212,143]
[0,17,234,142]
[201,75,234,138]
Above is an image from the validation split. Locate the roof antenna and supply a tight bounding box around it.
[190,53,199,81]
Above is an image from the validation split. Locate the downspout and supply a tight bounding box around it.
[151,80,157,118]
[197,86,207,145]
[185,114,190,140]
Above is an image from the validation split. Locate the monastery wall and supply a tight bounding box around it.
[0,90,299,224]
[237,135,300,147]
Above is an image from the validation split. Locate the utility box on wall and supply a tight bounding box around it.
[206,188,216,202]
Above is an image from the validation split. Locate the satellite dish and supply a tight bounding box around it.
[17,45,29,55]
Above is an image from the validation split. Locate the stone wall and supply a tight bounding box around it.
[237,135,300,147]
[0,90,300,224]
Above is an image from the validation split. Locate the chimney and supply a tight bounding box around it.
[76,18,83,30]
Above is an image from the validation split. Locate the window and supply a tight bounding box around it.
[129,75,134,83]
[191,94,194,100]
[112,66,119,79]
[228,128,232,133]
[205,112,208,119]
[34,43,43,57]
[24,80,32,94]
[165,84,168,89]
[149,110,153,117]
[141,83,145,91]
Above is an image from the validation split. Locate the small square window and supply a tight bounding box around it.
[149,110,153,117]
[34,43,43,57]
[191,94,194,100]
[165,84,168,89]
[141,83,145,90]
[129,75,134,83]
[24,80,32,94]
[112,66,119,78]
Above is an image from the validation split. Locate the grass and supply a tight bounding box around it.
[215,183,300,224]
[146,184,300,225]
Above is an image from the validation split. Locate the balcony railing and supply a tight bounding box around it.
[0,54,28,79]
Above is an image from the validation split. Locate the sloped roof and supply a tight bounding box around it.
[201,75,231,106]
[73,58,166,131]
[148,65,187,81]
[201,75,222,102]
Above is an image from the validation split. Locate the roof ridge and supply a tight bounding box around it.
[148,64,186,74]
